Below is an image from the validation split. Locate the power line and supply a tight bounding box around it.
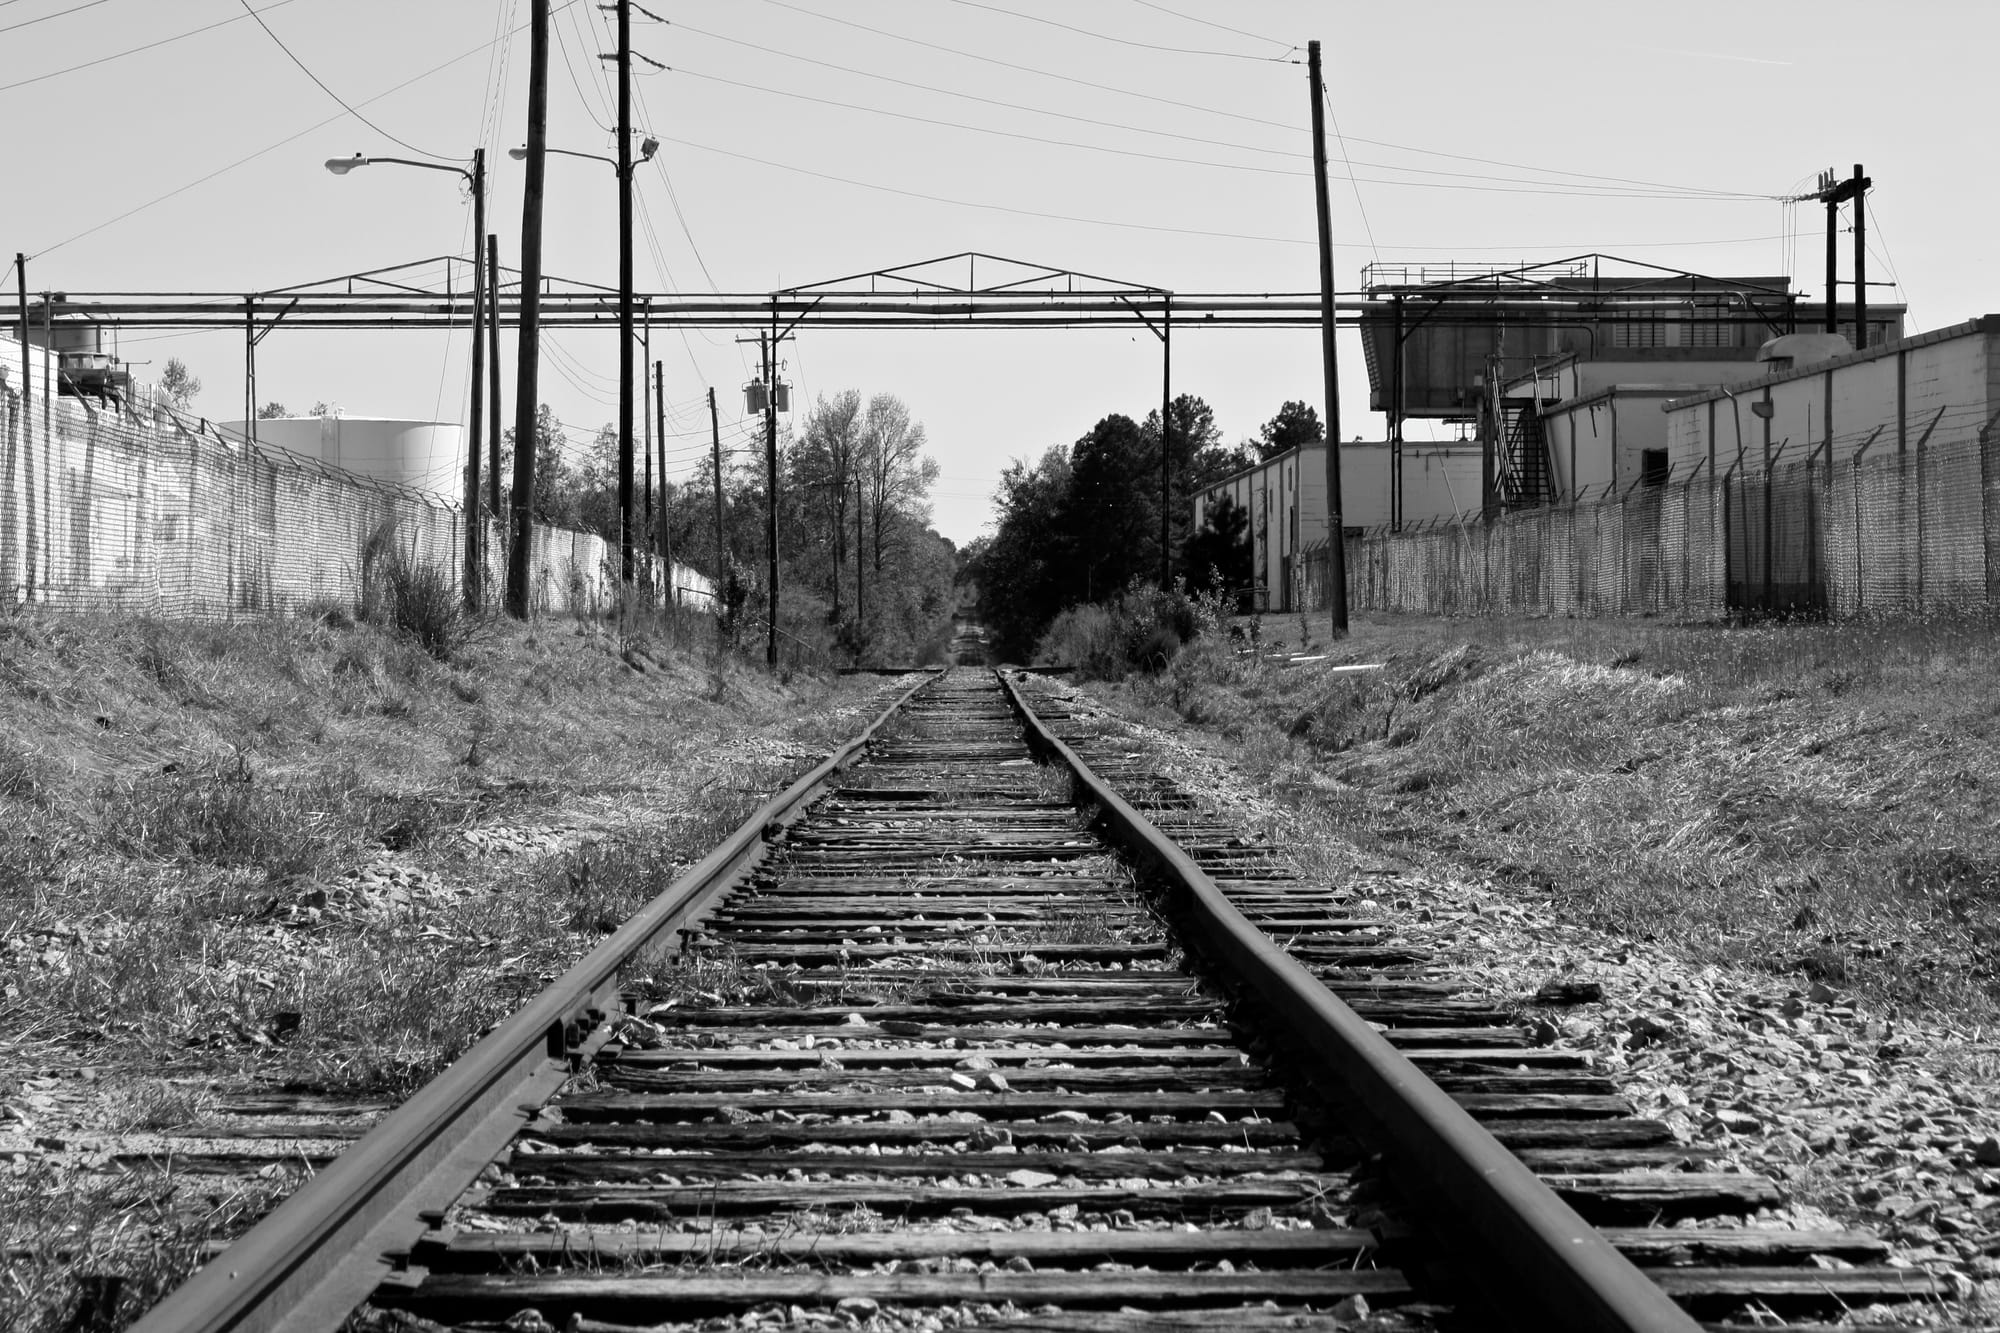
[939,0,1292,62]
[751,1,1300,134]
[236,0,448,159]
[30,2,581,259]
[1322,84,1379,269]
[0,0,111,37]
[665,65,1303,179]
[1122,0,1293,52]
[690,13,1299,160]
[0,0,304,97]
[653,131,1315,247]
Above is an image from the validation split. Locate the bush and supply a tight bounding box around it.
[356,546,479,663]
[1035,583,1202,680]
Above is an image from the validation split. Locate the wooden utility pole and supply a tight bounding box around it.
[464,149,485,610]
[854,475,865,629]
[1816,164,1870,344]
[614,0,636,589]
[763,320,779,668]
[1307,39,1349,637]
[709,385,725,635]
[505,0,550,619]
[655,356,668,596]
[486,233,501,524]
[1159,296,1171,589]
[11,254,28,605]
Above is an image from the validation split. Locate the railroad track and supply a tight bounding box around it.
[135,669,1936,1333]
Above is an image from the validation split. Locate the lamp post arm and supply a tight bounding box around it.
[357,155,475,183]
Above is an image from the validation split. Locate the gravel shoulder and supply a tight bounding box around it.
[1030,661,2000,1328]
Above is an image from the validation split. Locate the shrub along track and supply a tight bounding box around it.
[133,670,1936,1333]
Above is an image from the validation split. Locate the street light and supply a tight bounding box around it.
[326,150,488,611]
[508,134,657,587]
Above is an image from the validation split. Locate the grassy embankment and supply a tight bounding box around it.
[0,604,887,1331]
[1107,611,2000,1022]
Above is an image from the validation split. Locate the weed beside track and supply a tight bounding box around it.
[0,609,897,1333]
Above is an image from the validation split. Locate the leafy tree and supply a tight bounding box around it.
[859,394,938,574]
[1255,399,1323,460]
[500,404,578,526]
[970,444,1075,660]
[256,401,289,419]
[1182,492,1252,600]
[1067,413,1158,601]
[796,390,865,620]
[160,358,201,410]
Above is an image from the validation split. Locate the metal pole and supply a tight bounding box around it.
[1391,294,1403,532]
[1307,39,1350,636]
[708,384,725,638]
[464,149,485,610]
[486,233,501,524]
[1853,163,1867,351]
[244,297,255,447]
[855,474,865,630]
[615,0,635,590]
[12,254,28,606]
[655,356,667,590]
[1159,294,1171,589]
[764,318,779,669]
[505,0,550,620]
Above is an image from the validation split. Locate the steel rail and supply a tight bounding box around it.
[994,668,1705,1333]
[129,670,942,1333]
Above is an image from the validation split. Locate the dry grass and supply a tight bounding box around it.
[0,606,891,1332]
[1116,610,2000,1022]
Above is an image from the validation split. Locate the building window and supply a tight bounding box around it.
[1640,448,1669,487]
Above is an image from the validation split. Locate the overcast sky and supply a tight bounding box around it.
[3,0,1983,545]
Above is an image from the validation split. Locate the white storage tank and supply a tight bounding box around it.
[224,416,464,500]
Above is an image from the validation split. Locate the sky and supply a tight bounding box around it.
[3,0,1990,547]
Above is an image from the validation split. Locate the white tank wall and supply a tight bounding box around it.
[224,417,463,500]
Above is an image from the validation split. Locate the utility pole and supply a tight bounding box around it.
[664,352,680,600]
[464,148,486,611]
[1815,164,1870,344]
[854,474,865,630]
[763,321,779,668]
[486,233,501,525]
[11,254,28,605]
[1307,39,1350,637]
[708,385,726,639]
[610,0,636,589]
[1159,296,1172,589]
[505,0,550,619]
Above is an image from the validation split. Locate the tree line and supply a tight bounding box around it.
[499,392,955,663]
[963,396,1324,660]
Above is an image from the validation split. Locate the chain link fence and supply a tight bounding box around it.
[1302,405,2000,620]
[0,336,713,620]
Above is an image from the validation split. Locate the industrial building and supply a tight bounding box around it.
[1661,317,2000,473]
[1193,439,1480,610]
[1354,255,1905,517]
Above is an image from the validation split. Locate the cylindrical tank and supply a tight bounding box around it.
[224,417,464,500]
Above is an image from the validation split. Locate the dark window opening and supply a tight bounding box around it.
[1640,448,1670,487]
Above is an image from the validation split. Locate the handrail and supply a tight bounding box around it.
[994,668,1703,1333]
[132,669,942,1333]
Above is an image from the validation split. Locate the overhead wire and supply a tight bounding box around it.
[939,0,1292,62]
[0,0,110,37]
[1122,0,1292,50]
[236,0,449,159]
[29,2,582,259]
[749,0,1299,135]
[1321,83,1379,268]
[0,0,304,95]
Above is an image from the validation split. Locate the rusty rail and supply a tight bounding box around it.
[994,667,1705,1333]
[129,671,941,1333]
